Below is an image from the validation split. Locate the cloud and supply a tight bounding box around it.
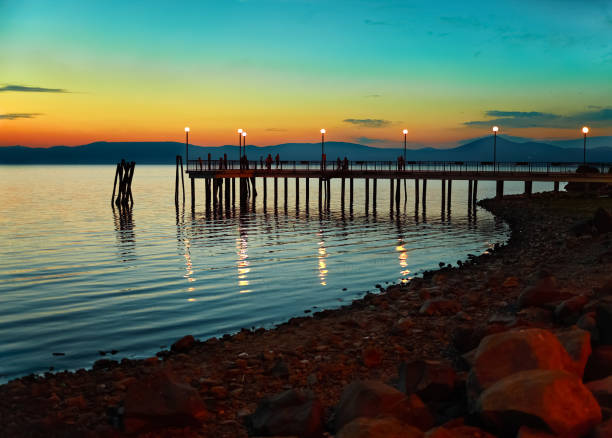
[343,118,391,128]
[265,128,287,132]
[356,136,386,144]
[464,108,612,128]
[0,113,42,120]
[0,84,67,93]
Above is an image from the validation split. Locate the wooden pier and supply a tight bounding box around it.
[179,159,612,212]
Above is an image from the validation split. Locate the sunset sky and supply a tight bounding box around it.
[1,0,611,148]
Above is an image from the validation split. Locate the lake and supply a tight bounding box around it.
[0,165,557,382]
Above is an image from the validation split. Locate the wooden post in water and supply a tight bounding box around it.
[274,177,278,209]
[372,179,377,211]
[390,179,394,211]
[422,179,427,209]
[395,178,400,206]
[296,178,300,208]
[468,180,473,206]
[349,178,354,209]
[205,179,211,211]
[341,178,345,208]
[212,179,218,208]
[112,163,120,205]
[305,178,310,208]
[365,178,370,214]
[447,179,452,211]
[496,180,504,199]
[472,180,478,205]
[524,180,532,197]
[326,179,331,208]
[263,177,267,207]
[441,179,446,212]
[179,156,185,204]
[318,178,322,209]
[174,157,180,205]
[554,181,559,192]
[218,178,224,210]
[284,177,288,210]
[225,178,231,212]
[415,179,420,206]
[191,177,195,208]
[231,178,235,206]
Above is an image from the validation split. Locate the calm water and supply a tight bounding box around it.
[1,165,557,382]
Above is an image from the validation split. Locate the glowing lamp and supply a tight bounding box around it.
[320,129,326,134]
[237,128,243,134]
[403,129,408,135]
[492,126,499,132]
[242,131,247,137]
[582,126,589,134]
[185,127,190,132]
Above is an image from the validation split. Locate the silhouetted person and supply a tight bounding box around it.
[224,153,227,169]
[343,156,349,171]
[208,153,211,170]
[260,156,264,169]
[266,154,272,170]
[275,154,280,169]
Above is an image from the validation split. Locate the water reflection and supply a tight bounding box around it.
[237,219,252,294]
[112,205,135,262]
[317,230,328,286]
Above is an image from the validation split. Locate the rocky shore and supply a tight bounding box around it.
[3,192,612,437]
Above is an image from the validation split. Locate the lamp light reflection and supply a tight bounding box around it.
[236,234,252,293]
[317,231,328,286]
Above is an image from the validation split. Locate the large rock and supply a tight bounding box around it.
[593,208,612,234]
[335,381,434,432]
[587,376,612,421]
[518,276,567,309]
[468,328,577,394]
[585,346,612,381]
[577,313,600,344]
[123,371,208,434]
[477,369,601,437]
[592,418,612,438]
[554,327,591,378]
[596,300,612,345]
[516,426,556,437]
[451,324,486,354]
[171,334,196,353]
[554,295,589,325]
[425,425,497,438]
[398,360,457,402]
[248,389,324,438]
[336,416,424,438]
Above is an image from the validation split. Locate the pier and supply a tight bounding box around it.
[180,159,612,211]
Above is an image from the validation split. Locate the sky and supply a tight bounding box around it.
[1,0,611,148]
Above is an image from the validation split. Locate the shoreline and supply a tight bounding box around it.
[3,191,612,437]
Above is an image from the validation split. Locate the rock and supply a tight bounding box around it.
[477,369,601,437]
[585,346,612,381]
[336,416,424,438]
[468,328,577,394]
[390,317,414,336]
[515,307,554,325]
[335,381,434,432]
[570,219,595,237]
[554,326,591,377]
[586,376,612,411]
[123,371,208,434]
[518,276,567,309]
[592,418,612,438]
[248,389,324,438]
[362,347,383,368]
[171,335,196,353]
[554,295,589,325]
[451,325,486,354]
[502,277,519,288]
[398,360,457,402]
[577,312,599,343]
[419,299,461,316]
[516,426,556,437]
[267,359,290,379]
[426,425,497,438]
[596,300,612,345]
[593,208,612,234]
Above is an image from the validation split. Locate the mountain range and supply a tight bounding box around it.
[1,136,612,164]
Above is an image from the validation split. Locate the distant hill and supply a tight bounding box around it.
[2,138,612,164]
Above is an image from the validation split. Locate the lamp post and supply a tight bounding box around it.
[185,127,190,165]
[402,129,408,161]
[492,126,499,169]
[237,128,243,161]
[242,131,247,160]
[320,129,326,156]
[582,126,589,165]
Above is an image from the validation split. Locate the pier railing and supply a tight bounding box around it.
[186,159,612,175]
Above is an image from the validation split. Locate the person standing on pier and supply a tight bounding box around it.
[343,156,348,171]
[275,153,280,169]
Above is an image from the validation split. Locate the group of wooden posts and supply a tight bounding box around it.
[111,160,135,207]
